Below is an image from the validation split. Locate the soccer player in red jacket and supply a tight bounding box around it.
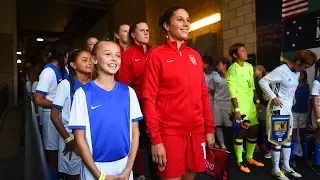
[142,6,216,180]
[118,21,152,180]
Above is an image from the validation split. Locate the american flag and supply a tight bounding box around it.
[282,0,308,19]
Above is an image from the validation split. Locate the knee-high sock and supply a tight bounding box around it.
[216,127,226,149]
[290,139,296,157]
[49,169,58,180]
[272,146,281,173]
[315,143,320,165]
[246,137,257,160]
[282,141,291,170]
[234,139,243,163]
[301,140,308,157]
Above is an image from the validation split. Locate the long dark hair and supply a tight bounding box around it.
[159,6,184,33]
[300,71,308,83]
[48,40,69,79]
[67,49,90,92]
[217,57,231,70]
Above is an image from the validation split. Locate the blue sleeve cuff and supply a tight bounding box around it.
[69,125,86,130]
[36,90,48,95]
[132,116,143,122]
[52,104,63,109]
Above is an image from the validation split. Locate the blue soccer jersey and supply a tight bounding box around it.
[36,63,68,108]
[68,81,143,162]
[53,77,89,133]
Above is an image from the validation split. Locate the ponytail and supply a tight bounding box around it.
[49,40,70,79]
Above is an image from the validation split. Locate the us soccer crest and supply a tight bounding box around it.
[268,115,291,146]
[189,55,197,65]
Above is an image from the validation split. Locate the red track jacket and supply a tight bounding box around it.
[142,39,216,145]
[118,43,152,101]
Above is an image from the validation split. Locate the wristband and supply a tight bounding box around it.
[256,100,260,104]
[98,172,105,180]
[317,119,320,123]
[235,108,240,112]
[65,136,73,143]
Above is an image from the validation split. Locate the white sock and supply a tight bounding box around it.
[282,141,291,170]
[216,127,226,149]
[272,146,281,173]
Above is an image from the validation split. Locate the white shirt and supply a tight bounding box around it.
[259,64,299,113]
[36,63,68,111]
[204,71,218,104]
[26,81,32,93]
[52,79,86,134]
[31,81,38,94]
[210,73,230,109]
[311,79,320,106]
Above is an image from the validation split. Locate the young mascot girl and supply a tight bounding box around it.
[51,49,92,180]
[68,41,142,180]
[35,40,69,180]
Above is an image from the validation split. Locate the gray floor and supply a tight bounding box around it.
[0,107,24,180]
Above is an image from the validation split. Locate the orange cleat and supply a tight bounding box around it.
[248,159,265,167]
[238,162,250,173]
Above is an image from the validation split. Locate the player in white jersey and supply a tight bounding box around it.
[68,41,142,180]
[51,49,92,179]
[31,71,42,131]
[32,81,41,121]
[310,60,320,173]
[202,55,218,106]
[259,50,316,180]
[26,80,32,93]
[35,40,69,180]
[210,57,231,150]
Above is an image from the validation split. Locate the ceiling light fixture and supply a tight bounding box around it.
[17,59,22,64]
[17,51,22,55]
[189,13,221,32]
[37,38,44,42]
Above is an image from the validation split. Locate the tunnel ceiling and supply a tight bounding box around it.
[17,0,117,64]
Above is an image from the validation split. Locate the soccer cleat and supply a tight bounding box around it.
[271,171,289,180]
[238,161,250,173]
[248,158,264,167]
[281,167,302,178]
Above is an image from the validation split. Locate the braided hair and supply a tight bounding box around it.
[48,40,70,80]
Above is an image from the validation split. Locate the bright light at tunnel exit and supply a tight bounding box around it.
[189,13,221,32]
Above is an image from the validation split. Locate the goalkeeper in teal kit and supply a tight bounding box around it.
[226,43,264,173]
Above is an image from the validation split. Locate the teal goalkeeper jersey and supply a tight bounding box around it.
[226,62,255,102]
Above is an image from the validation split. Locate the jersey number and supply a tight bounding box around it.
[201,142,206,159]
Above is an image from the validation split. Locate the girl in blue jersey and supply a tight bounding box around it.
[68,41,142,180]
[35,40,69,180]
[51,49,92,180]
[290,71,309,166]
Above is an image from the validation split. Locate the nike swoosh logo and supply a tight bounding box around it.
[91,105,101,109]
[167,60,174,63]
[135,59,140,62]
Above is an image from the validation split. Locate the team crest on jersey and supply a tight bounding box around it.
[189,55,197,65]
